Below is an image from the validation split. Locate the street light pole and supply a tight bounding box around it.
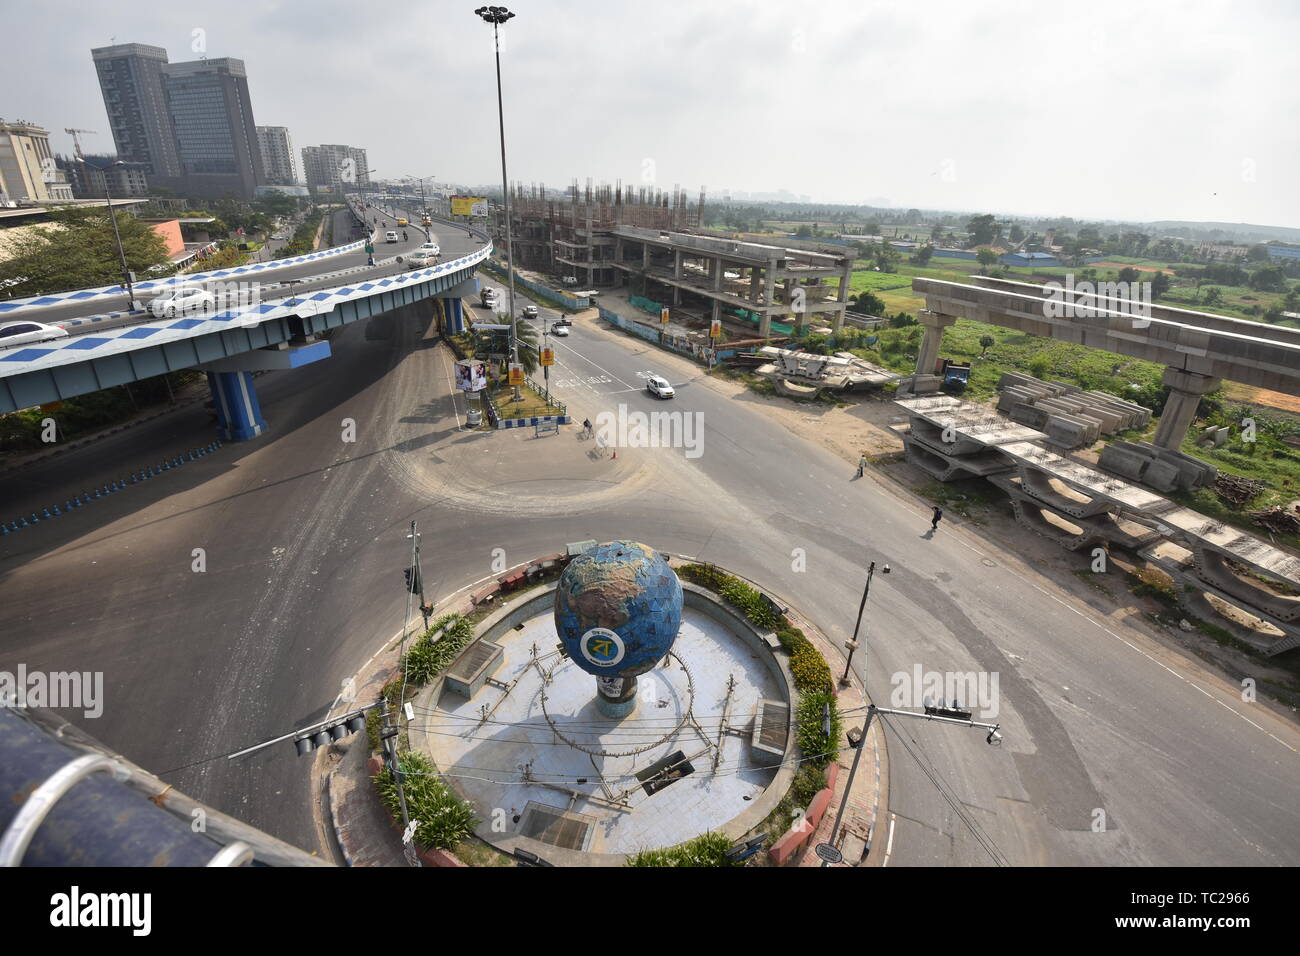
[475,4,520,401]
[101,161,136,311]
[841,560,888,686]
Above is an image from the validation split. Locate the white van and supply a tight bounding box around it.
[384,230,399,243]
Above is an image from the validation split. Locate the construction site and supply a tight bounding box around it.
[490,178,858,339]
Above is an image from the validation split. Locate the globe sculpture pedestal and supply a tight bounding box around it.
[554,541,683,719]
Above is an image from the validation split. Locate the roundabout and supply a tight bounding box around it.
[407,543,800,861]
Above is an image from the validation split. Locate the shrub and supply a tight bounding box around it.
[790,641,833,694]
[401,613,475,685]
[790,764,827,808]
[1028,354,1051,379]
[626,831,738,867]
[373,751,477,850]
[796,689,841,770]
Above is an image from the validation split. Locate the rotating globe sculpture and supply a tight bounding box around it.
[554,541,683,717]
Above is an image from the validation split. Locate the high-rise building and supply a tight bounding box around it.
[256,126,296,184]
[56,154,149,199]
[159,58,263,198]
[301,144,369,192]
[0,120,74,204]
[91,43,266,199]
[91,43,181,178]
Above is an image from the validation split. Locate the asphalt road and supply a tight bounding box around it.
[1,268,1297,865]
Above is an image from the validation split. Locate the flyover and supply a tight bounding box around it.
[0,199,488,440]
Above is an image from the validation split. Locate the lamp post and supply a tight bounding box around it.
[841,560,888,686]
[98,160,137,311]
[474,4,521,401]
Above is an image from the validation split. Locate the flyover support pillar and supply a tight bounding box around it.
[1152,367,1221,450]
[207,370,266,442]
[899,311,957,396]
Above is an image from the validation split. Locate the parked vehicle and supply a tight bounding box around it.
[646,374,674,399]
[149,286,215,318]
[0,320,69,348]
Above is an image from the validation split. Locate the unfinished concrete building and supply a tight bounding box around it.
[490,178,857,336]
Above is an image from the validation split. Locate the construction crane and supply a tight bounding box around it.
[64,127,96,161]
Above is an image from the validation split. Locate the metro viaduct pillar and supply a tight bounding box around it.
[1152,367,1221,450]
[898,310,957,396]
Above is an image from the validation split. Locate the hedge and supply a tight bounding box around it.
[373,751,477,851]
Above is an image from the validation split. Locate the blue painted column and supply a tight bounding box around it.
[206,370,267,441]
[439,297,465,334]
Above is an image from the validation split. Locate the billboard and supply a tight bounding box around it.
[451,196,489,217]
[508,364,524,386]
[455,359,488,392]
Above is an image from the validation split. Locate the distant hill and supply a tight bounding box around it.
[1135,221,1300,244]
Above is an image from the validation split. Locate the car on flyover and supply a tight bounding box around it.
[149,286,215,318]
[384,230,399,243]
[406,251,435,269]
[0,320,69,348]
[417,242,440,257]
[646,374,674,399]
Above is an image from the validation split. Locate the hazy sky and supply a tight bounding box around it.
[6,0,1298,226]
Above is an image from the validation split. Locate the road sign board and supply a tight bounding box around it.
[508,364,524,386]
[540,347,555,367]
[660,307,670,324]
[814,843,843,864]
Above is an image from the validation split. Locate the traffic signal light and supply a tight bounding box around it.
[293,710,368,756]
[403,565,422,594]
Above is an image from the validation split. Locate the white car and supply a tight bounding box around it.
[406,252,433,269]
[551,323,570,337]
[385,231,399,243]
[0,320,69,348]
[150,286,214,318]
[418,242,440,257]
[646,375,674,399]
[522,305,539,319]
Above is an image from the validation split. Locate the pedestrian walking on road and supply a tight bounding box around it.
[582,418,592,438]
[856,453,867,478]
[930,506,943,531]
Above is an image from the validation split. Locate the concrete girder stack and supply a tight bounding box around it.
[1097,440,1218,494]
[996,371,1151,450]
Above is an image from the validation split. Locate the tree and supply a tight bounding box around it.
[979,334,995,356]
[0,207,170,298]
[966,214,997,246]
[853,289,886,315]
[1151,271,1171,299]
[1203,287,1223,307]
[1248,265,1287,293]
[1117,267,1141,284]
[912,244,935,267]
[795,225,812,238]
[976,248,1000,273]
[1009,223,1026,243]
